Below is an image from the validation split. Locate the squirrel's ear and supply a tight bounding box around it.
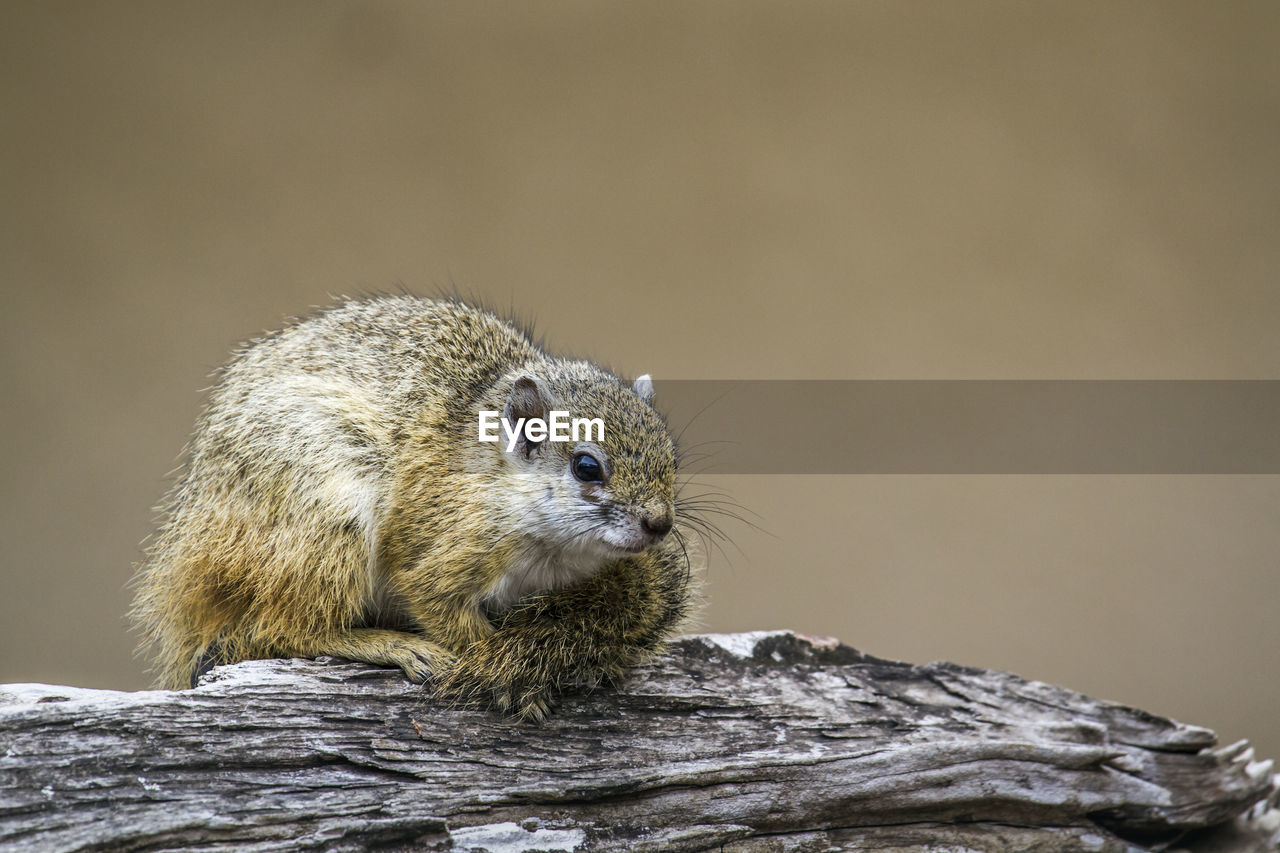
[504,376,551,457]
[633,374,654,404]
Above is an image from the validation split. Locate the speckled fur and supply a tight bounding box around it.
[131,296,697,719]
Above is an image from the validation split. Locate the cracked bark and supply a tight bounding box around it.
[1,631,1277,852]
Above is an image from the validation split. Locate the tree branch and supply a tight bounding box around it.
[1,631,1276,852]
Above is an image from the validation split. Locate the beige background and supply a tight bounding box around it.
[3,2,1278,760]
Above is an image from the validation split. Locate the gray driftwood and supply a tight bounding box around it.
[1,631,1277,852]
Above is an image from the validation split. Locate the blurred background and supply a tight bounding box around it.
[2,2,1278,759]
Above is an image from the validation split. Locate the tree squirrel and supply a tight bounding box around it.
[131,296,696,719]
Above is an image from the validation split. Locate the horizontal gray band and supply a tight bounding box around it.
[649,381,1280,474]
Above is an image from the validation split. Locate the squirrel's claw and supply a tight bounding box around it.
[382,636,452,684]
[515,694,553,722]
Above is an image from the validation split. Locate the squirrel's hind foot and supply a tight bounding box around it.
[318,629,454,684]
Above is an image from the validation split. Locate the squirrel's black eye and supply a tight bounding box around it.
[571,452,603,483]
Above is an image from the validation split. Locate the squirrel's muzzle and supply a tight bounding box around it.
[640,511,673,539]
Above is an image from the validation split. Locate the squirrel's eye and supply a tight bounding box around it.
[571,452,603,483]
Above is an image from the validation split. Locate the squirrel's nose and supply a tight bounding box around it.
[641,513,673,538]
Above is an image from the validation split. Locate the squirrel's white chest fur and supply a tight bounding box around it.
[483,542,605,612]
[478,469,612,612]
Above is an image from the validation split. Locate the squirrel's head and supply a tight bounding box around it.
[492,364,676,560]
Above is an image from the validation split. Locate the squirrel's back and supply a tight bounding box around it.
[134,297,542,683]
[207,296,539,457]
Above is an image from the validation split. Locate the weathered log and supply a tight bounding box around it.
[1,631,1276,852]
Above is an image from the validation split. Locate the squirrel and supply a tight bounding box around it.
[130,295,697,720]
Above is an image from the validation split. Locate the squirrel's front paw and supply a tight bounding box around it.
[431,642,555,722]
[432,665,555,722]
[505,690,554,723]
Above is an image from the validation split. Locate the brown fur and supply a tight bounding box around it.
[131,296,696,719]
